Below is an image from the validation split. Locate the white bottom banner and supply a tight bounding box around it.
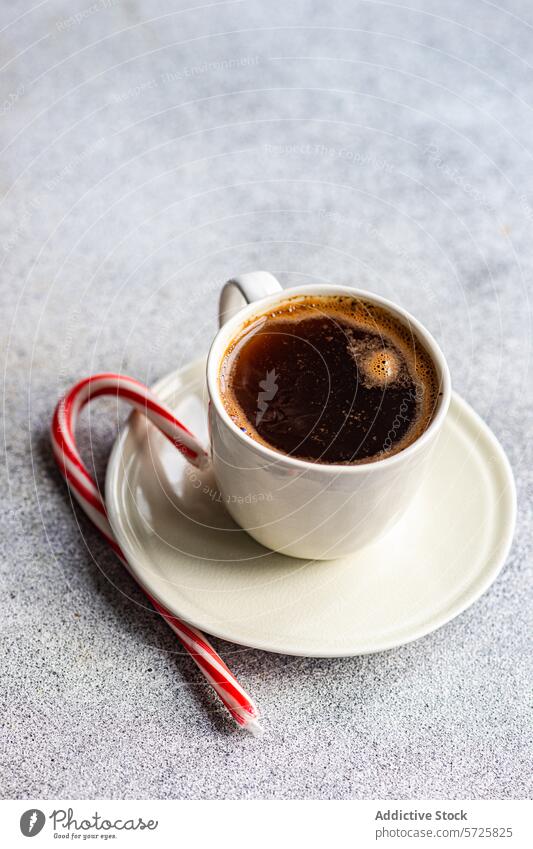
[1,799,530,848]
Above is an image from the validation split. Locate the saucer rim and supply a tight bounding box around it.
[105,359,517,657]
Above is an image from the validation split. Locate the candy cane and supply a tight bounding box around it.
[51,373,262,736]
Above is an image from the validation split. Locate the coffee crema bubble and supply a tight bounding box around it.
[219,295,441,464]
[361,348,400,385]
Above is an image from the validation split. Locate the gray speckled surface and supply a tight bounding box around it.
[1,0,532,800]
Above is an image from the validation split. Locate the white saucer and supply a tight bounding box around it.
[105,359,516,657]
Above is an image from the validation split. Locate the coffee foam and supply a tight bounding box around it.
[360,348,401,385]
[220,294,442,463]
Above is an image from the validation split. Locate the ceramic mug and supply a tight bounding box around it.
[205,272,451,559]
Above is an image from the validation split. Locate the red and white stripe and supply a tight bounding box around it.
[51,373,262,735]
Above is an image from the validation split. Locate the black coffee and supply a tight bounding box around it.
[220,295,440,464]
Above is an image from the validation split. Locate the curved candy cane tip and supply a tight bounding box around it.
[195,450,211,470]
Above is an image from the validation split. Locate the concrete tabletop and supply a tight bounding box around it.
[1,0,531,799]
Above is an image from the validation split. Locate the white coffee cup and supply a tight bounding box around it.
[206,272,451,560]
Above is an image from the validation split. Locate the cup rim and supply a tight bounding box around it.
[206,284,452,473]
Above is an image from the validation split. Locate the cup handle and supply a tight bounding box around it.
[218,271,283,327]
